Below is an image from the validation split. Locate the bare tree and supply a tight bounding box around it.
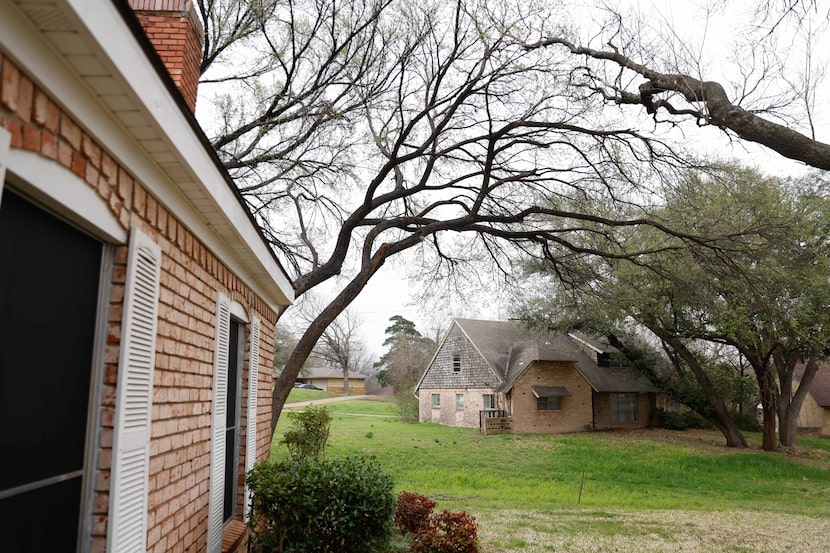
[521,2,830,170]
[196,0,799,435]
[306,305,369,395]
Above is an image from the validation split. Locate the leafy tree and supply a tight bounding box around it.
[520,166,830,448]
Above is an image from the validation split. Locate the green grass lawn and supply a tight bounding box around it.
[273,398,830,552]
[284,387,341,403]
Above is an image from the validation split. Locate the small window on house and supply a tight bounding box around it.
[483,394,495,409]
[431,393,441,408]
[452,353,461,372]
[456,394,464,410]
[611,393,638,423]
[537,396,561,411]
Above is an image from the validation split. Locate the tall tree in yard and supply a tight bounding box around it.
[193,0,830,434]
[374,315,435,419]
[519,167,830,449]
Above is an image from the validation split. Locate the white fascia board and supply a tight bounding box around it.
[0,0,294,307]
[66,0,294,305]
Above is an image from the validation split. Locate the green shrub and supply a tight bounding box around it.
[655,408,688,430]
[733,411,762,432]
[682,411,713,429]
[247,457,395,553]
[394,491,436,535]
[410,510,479,553]
[280,406,331,461]
[655,408,715,431]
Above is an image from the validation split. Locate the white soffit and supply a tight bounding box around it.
[2,0,294,307]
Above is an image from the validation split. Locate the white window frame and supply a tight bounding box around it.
[483,394,495,410]
[452,353,461,372]
[431,394,441,408]
[456,394,465,410]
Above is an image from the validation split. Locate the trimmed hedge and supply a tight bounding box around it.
[247,457,395,553]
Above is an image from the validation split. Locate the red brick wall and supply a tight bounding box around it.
[129,0,204,112]
[1,51,277,553]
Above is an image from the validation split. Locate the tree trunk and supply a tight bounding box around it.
[342,367,350,395]
[270,244,390,435]
[660,334,747,448]
[778,347,820,447]
[757,367,778,451]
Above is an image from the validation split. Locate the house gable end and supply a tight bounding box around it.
[417,320,503,390]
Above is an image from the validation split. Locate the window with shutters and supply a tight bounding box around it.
[208,300,262,552]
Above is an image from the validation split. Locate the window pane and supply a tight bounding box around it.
[537,396,561,411]
[611,393,638,423]
[452,353,461,372]
[431,394,440,407]
[0,190,100,491]
[456,394,464,409]
[483,394,495,409]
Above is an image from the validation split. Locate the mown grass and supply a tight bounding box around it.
[274,398,830,552]
[285,387,340,403]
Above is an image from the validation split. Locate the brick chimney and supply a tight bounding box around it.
[128,0,204,112]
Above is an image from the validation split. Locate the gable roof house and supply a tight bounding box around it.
[0,1,294,552]
[416,319,655,434]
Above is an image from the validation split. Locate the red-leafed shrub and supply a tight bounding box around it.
[410,510,479,553]
[394,491,436,534]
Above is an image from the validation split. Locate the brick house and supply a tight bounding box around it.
[0,1,294,552]
[416,319,655,434]
[795,363,830,436]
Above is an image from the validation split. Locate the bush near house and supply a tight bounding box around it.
[247,457,396,553]
[394,491,437,535]
[392,491,480,553]
[280,406,332,461]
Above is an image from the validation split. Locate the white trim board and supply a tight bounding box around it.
[6,150,127,243]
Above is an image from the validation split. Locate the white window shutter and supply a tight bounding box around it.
[107,227,161,553]
[207,294,231,553]
[244,317,261,522]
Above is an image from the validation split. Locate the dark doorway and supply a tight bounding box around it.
[0,189,103,551]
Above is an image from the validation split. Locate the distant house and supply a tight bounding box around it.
[416,319,655,434]
[795,363,830,436]
[0,2,294,552]
[298,367,367,394]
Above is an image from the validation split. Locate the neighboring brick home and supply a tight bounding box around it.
[416,319,656,434]
[298,367,367,394]
[0,1,294,552]
[795,363,830,436]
